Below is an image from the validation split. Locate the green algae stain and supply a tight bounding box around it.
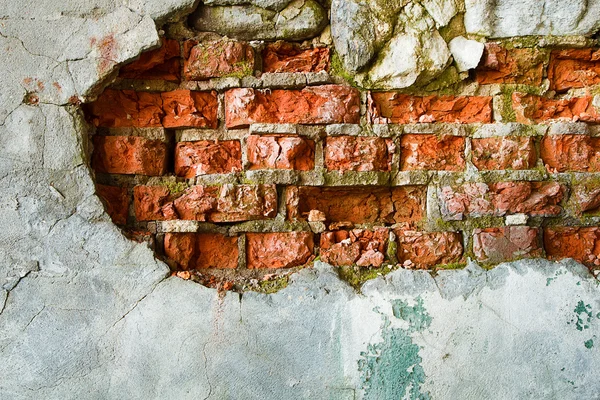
[584,339,594,349]
[572,301,593,331]
[391,298,432,334]
[358,298,432,400]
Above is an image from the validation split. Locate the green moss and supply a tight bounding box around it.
[337,265,396,291]
[256,275,290,294]
[330,52,360,88]
[158,181,188,194]
[386,239,399,265]
[433,262,467,270]
[438,13,466,42]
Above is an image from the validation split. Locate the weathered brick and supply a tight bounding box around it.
[473,226,541,263]
[183,39,254,80]
[573,183,600,214]
[161,90,219,128]
[133,184,277,222]
[92,135,167,176]
[225,85,360,128]
[396,231,463,268]
[246,232,314,269]
[164,233,239,269]
[440,182,565,220]
[548,48,600,92]
[262,42,329,73]
[175,141,242,178]
[247,135,315,170]
[541,135,600,172]
[512,93,600,124]
[324,136,393,172]
[368,93,492,124]
[320,228,388,267]
[400,135,465,171]
[119,38,180,82]
[472,136,537,170]
[95,184,130,225]
[475,43,545,85]
[286,186,425,224]
[544,227,600,266]
[86,89,218,128]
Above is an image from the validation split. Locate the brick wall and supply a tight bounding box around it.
[85,37,600,289]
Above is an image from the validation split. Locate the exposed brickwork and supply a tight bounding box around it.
[548,49,600,92]
[84,36,600,289]
[164,233,239,269]
[471,136,537,170]
[325,136,393,171]
[473,227,541,263]
[440,182,565,220]
[120,38,180,82]
[92,135,167,176]
[246,232,314,269]
[95,184,130,225]
[247,135,315,170]
[544,227,600,267]
[183,39,254,80]
[400,134,465,171]
[368,93,492,124]
[262,42,329,73]
[175,141,242,178]
[475,43,545,85]
[512,93,600,124]
[86,89,218,128]
[541,135,600,172]
[286,186,425,224]
[396,231,463,269]
[225,85,360,128]
[133,184,277,222]
[320,228,388,267]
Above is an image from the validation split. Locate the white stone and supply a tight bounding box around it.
[505,214,529,225]
[449,36,485,72]
[422,0,460,27]
[465,0,600,37]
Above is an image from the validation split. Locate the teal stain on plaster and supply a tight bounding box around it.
[572,301,593,331]
[358,297,432,400]
[584,339,594,349]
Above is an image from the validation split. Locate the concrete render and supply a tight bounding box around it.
[0,1,599,399]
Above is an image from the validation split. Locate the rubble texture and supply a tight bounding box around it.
[2,0,600,399]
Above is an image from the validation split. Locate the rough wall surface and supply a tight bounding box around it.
[1,0,600,399]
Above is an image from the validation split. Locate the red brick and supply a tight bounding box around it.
[246,232,314,269]
[262,42,329,73]
[400,135,465,171]
[548,48,600,92]
[183,39,254,80]
[161,90,218,128]
[247,135,315,170]
[324,136,393,172]
[475,43,545,86]
[396,231,463,268]
[368,93,492,124]
[544,227,600,267]
[120,38,180,82]
[133,184,277,222]
[175,141,242,178]
[472,136,537,170]
[541,135,600,172]
[164,233,239,269]
[92,135,167,176]
[573,183,600,214]
[473,226,541,263]
[512,93,600,124]
[320,228,388,267]
[225,85,360,128]
[95,184,130,225]
[440,181,565,219]
[286,186,425,224]
[86,89,218,128]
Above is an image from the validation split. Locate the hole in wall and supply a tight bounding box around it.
[80,1,600,292]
